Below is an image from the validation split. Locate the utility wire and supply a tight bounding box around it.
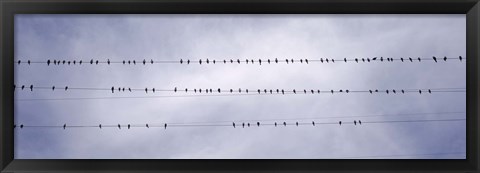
[13,118,466,130]
[14,56,465,66]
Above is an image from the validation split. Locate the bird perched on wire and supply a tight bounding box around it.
[242,123,245,128]
[47,60,51,66]
[30,85,33,91]
[63,124,66,129]
[459,56,463,61]
[108,59,111,65]
[419,90,422,94]
[283,122,287,126]
[145,88,148,93]
[164,123,167,129]
[20,124,24,129]
[257,122,260,127]
[118,124,121,129]
[417,57,421,62]
[296,122,299,126]
[428,89,432,94]
[99,124,102,129]
[146,124,149,128]
[354,120,357,125]
[21,85,25,90]
[111,87,115,93]
[232,122,236,128]
[312,121,315,126]
[128,124,131,129]
[359,120,362,125]
[65,86,68,91]
[444,56,447,61]
[339,121,342,125]
[274,122,277,127]
[433,56,437,62]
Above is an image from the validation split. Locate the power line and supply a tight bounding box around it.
[13,118,465,130]
[14,56,465,66]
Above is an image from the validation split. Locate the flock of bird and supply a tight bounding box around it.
[13,120,364,130]
[13,85,465,95]
[15,56,464,66]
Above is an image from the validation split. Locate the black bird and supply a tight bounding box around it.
[300,59,303,63]
[108,59,111,65]
[242,123,245,128]
[185,88,188,93]
[206,59,209,64]
[258,59,262,65]
[303,89,306,94]
[54,60,57,65]
[111,87,115,93]
[275,58,278,63]
[433,56,437,62]
[264,89,267,94]
[428,89,432,94]
[21,85,25,90]
[233,122,236,128]
[122,88,125,92]
[312,121,315,126]
[14,124,16,129]
[123,60,126,64]
[257,122,260,127]
[63,124,66,129]
[128,124,130,129]
[30,85,33,91]
[293,89,296,94]
[73,60,76,65]
[459,56,463,61]
[174,87,177,93]
[164,123,167,129]
[296,122,299,126]
[369,90,373,94]
[194,89,197,93]
[401,90,405,94]
[118,124,121,129]
[20,124,23,128]
[386,90,389,94]
[62,60,65,64]
[344,58,347,62]
[419,90,422,94]
[146,124,149,128]
[401,58,404,62]
[380,57,384,61]
[339,121,342,125]
[142,59,145,65]
[230,59,233,63]
[238,59,241,64]
[128,60,131,64]
[277,89,280,94]
[187,60,190,64]
[99,124,102,129]
[218,88,221,93]
[317,90,321,94]
[17,60,21,65]
[47,60,51,66]
[305,59,309,64]
[95,60,99,65]
[393,89,396,94]
[346,90,349,93]
[128,88,132,92]
[291,59,294,63]
[326,59,329,63]
[281,89,285,95]
[199,59,202,65]
[268,59,271,64]
[246,89,249,93]
[275,122,277,127]
[355,58,358,63]
[65,86,68,91]
[320,58,324,63]
[247,123,250,127]
[444,56,447,61]
[311,89,314,94]
[367,58,370,62]
[418,57,421,62]
[372,57,377,61]
[283,122,287,126]
[145,88,148,93]
[213,60,216,64]
[359,120,362,125]
[331,90,334,94]
[180,59,183,64]
[79,60,82,65]
[257,89,261,94]
[362,58,365,62]
[238,88,242,93]
[152,88,155,93]
[199,89,202,93]
[409,57,413,62]
[375,89,378,92]
[286,59,289,64]
[132,60,136,65]
[230,89,233,93]
[151,59,154,64]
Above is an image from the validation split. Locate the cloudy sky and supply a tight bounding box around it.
[14,14,466,159]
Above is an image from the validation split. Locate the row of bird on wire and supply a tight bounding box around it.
[13,120,364,130]
[15,56,464,66]
[13,85,464,94]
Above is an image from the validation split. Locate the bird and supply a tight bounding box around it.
[146,124,149,128]
[122,88,125,92]
[230,59,233,64]
[355,58,358,63]
[339,121,342,125]
[386,90,389,94]
[238,59,241,64]
[257,89,261,94]
[118,124,121,129]
[95,60,99,65]
[206,59,210,64]
[354,120,357,125]
[111,87,115,93]
[99,124,102,129]
[47,60,51,66]
[174,87,177,93]
[418,57,421,62]
[303,89,306,94]
[393,89,396,94]
[286,59,289,64]
[372,57,377,61]
[375,89,378,92]
[213,60,216,64]
[293,89,296,94]
[164,123,167,129]
[73,60,76,65]
[20,124,23,128]
[187,60,190,64]
[331,90,334,94]
[145,88,148,93]
[257,122,260,127]
[217,88,221,93]
[275,122,277,127]
[258,59,262,65]
[401,58,404,62]
[180,59,183,64]
[419,90,422,94]
[151,59,154,64]
[17,60,21,65]
[108,59,111,65]
[194,89,197,93]
[128,88,132,92]
[128,60,131,64]
[30,85,33,91]
[199,59,202,65]
[283,122,287,126]
[305,59,309,64]
[362,58,365,62]
[54,60,58,65]
[233,122,236,128]
[65,86,68,91]
[311,89,314,94]
[199,89,202,93]
[312,121,315,126]
[132,60,136,65]
[369,90,373,94]
[326,59,329,63]
[444,56,447,61]
[433,56,437,62]
[268,59,271,64]
[247,123,250,127]
[409,57,413,62]
[275,58,278,63]
[128,124,130,129]
[300,59,303,63]
[459,56,463,61]
[14,124,16,129]
[230,89,233,93]
[320,58,324,63]
[281,89,285,95]
[152,88,155,93]
[296,122,299,126]
[291,59,294,63]
[428,89,432,94]
[63,124,66,129]
[79,60,82,65]
[317,90,321,94]
[346,90,349,93]
[21,85,25,90]
[276,89,280,94]
[246,89,249,93]
[242,123,245,128]
[401,90,405,94]
[123,60,126,64]
[344,58,347,62]
[359,120,362,125]
[264,89,267,94]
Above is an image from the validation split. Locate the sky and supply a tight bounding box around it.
[13,14,466,159]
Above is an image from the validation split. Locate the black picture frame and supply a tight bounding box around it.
[1,0,478,172]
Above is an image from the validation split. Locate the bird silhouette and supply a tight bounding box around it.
[303,89,306,94]
[65,86,68,91]
[118,124,121,129]
[300,59,303,63]
[47,60,51,66]
[274,122,277,127]
[419,90,422,94]
[174,87,177,93]
[123,60,126,64]
[128,124,131,129]
[275,58,278,63]
[238,88,242,93]
[305,59,309,64]
[213,60,216,64]
[293,89,296,94]
[312,121,315,126]
[257,122,260,127]
[164,123,167,129]
[151,59,154,64]
[79,60,83,65]
[180,59,183,64]
[14,124,16,129]
[386,90,389,94]
[108,59,111,65]
[359,120,362,125]
[354,120,357,125]
[409,57,413,62]
[247,123,250,127]
[459,56,463,61]
[73,60,76,65]
[331,90,334,94]
[393,89,396,94]
[187,60,190,64]
[339,121,342,125]
[145,88,148,93]
[128,60,131,64]
[320,58,324,63]
[230,89,233,93]
[372,57,377,61]
[30,85,33,91]
[246,89,249,93]
[296,122,299,126]
[286,59,289,64]
[401,90,405,94]
[362,58,365,62]
[206,59,210,64]
[95,60,99,65]
[428,89,432,94]
[21,85,25,90]
[344,58,347,62]
[242,123,245,128]
[268,59,271,64]
[132,60,136,65]
[238,59,241,64]
[432,56,437,62]
[311,89,314,94]
[369,90,373,94]
[230,59,234,63]
[99,124,102,129]
[346,90,349,93]
[199,89,202,93]
[264,89,267,94]
[20,124,24,128]
[199,59,202,65]
[418,57,421,62]
[111,87,115,93]
[63,124,66,129]
[194,89,197,93]
[122,88,125,92]
[153,88,156,93]
[283,122,287,126]
[233,122,236,128]
[326,59,329,63]
[257,89,261,94]
[146,124,149,128]
[401,58,404,62]
[281,89,285,95]
[355,58,358,63]
[317,90,321,94]
[291,59,294,63]
[54,60,58,65]
[259,59,262,65]
[444,56,447,61]
[128,88,132,92]
[17,60,21,65]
